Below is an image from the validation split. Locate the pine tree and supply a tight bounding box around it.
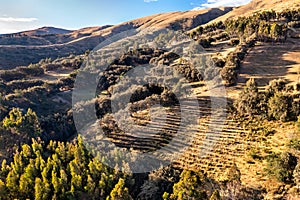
[34,177,44,200]
[0,179,7,197]
[107,178,133,200]
[6,169,19,196]
[23,108,42,136]
[171,170,208,200]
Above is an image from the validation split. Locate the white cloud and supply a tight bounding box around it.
[144,0,158,3]
[0,17,38,22]
[193,0,251,10]
[0,16,39,34]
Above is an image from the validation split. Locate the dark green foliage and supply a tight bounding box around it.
[192,9,300,44]
[0,137,133,200]
[228,38,240,46]
[170,170,208,200]
[267,92,293,121]
[0,65,44,82]
[198,38,212,48]
[234,78,261,117]
[221,66,237,86]
[2,107,41,137]
[265,152,297,183]
[266,79,287,96]
[235,79,299,121]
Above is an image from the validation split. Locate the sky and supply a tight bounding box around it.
[0,0,251,34]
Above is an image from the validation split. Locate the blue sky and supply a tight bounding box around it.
[0,0,251,34]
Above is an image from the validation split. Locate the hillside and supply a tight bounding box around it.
[0,8,232,69]
[12,26,71,36]
[0,0,299,199]
[208,0,300,24]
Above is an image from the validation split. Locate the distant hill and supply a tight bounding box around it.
[0,8,232,69]
[3,26,71,36]
[208,0,300,24]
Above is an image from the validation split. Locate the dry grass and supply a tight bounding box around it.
[208,0,300,25]
[227,36,300,99]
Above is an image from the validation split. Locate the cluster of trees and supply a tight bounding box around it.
[2,108,41,137]
[0,137,134,200]
[0,135,268,200]
[220,38,255,86]
[234,79,300,122]
[192,9,300,43]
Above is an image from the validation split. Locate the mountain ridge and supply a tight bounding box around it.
[0,7,233,69]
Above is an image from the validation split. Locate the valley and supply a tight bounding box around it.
[0,0,299,199]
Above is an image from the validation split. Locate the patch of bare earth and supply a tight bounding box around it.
[40,69,73,82]
[227,37,300,99]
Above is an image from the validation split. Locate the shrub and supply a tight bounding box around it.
[221,66,237,86]
[267,92,293,121]
[265,152,297,183]
[228,38,240,46]
[17,66,44,76]
[288,139,300,151]
[171,170,208,200]
[226,52,241,69]
[266,79,287,97]
[212,57,225,68]
[234,79,261,117]
[198,38,212,48]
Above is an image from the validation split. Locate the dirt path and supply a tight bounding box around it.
[40,69,73,82]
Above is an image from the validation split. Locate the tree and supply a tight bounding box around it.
[268,92,292,121]
[107,178,133,200]
[234,78,262,117]
[171,170,208,200]
[6,169,19,197]
[270,23,283,41]
[34,178,44,200]
[210,190,221,200]
[293,162,300,189]
[23,108,42,136]
[2,107,41,136]
[0,179,7,197]
[266,79,287,97]
[221,66,237,86]
[266,152,297,183]
[19,160,37,199]
[2,107,23,131]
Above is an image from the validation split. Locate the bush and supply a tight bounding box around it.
[17,66,44,76]
[234,79,261,117]
[228,38,240,46]
[288,139,300,151]
[42,64,62,71]
[267,92,293,121]
[0,70,26,82]
[226,52,241,69]
[221,66,237,86]
[198,38,212,48]
[265,152,297,183]
[212,57,225,68]
[266,79,287,97]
